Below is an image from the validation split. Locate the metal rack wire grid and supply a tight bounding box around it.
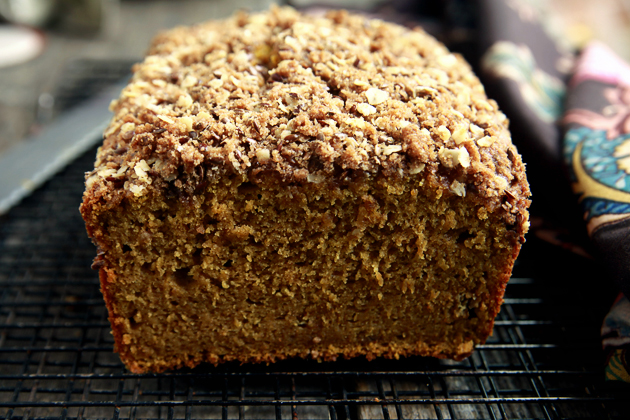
[0,143,627,420]
[0,62,627,420]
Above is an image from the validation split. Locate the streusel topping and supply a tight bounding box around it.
[86,6,528,217]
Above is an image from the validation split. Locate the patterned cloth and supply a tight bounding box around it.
[476,0,630,383]
[562,42,630,383]
[563,42,630,299]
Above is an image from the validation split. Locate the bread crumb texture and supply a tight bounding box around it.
[81,6,530,373]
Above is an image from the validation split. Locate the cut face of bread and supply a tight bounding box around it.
[81,7,530,373]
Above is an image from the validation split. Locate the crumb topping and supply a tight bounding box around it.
[85,6,529,218]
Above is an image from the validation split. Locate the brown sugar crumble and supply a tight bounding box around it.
[80,6,530,373]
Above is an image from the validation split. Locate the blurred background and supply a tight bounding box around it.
[0,0,628,155]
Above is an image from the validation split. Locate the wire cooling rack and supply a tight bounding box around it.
[0,142,627,420]
[0,57,627,420]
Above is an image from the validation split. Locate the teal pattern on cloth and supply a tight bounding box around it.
[564,127,630,219]
[481,41,565,123]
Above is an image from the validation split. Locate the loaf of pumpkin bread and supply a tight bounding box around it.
[80,6,530,373]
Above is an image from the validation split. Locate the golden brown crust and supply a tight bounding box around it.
[81,6,530,374]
